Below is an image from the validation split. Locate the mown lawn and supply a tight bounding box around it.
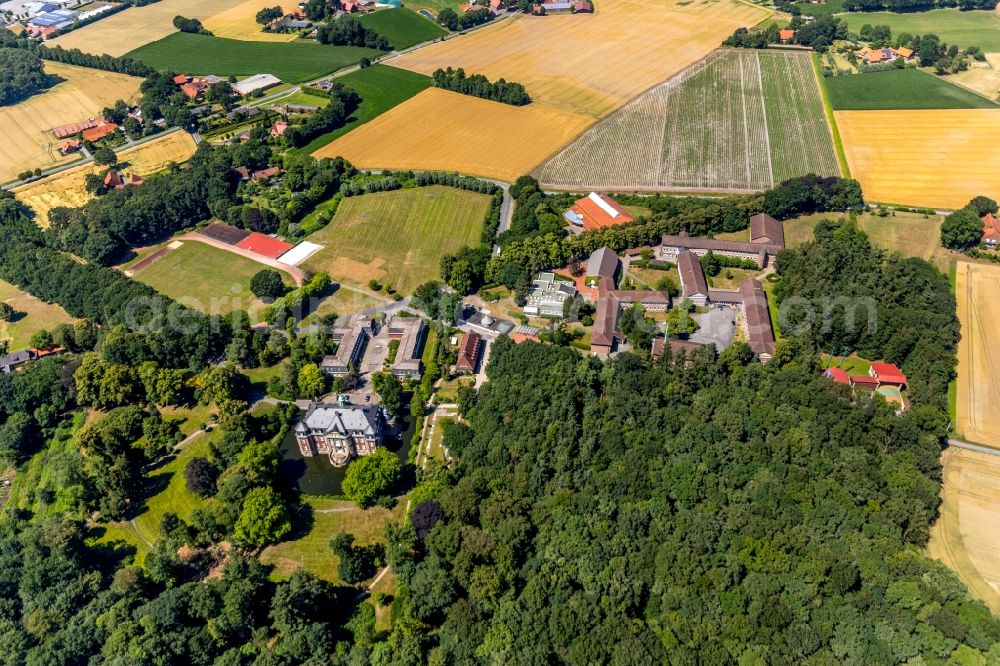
[0,279,77,351]
[792,0,844,18]
[360,7,446,50]
[128,240,293,315]
[824,69,998,110]
[260,496,402,583]
[302,186,490,294]
[127,33,381,83]
[842,9,1000,52]
[298,65,431,154]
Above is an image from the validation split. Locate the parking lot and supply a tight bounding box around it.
[690,305,736,351]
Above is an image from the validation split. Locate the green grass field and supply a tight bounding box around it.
[298,65,431,154]
[792,0,845,18]
[360,7,446,50]
[127,33,381,83]
[128,240,293,315]
[274,90,330,108]
[842,9,1000,51]
[824,69,998,110]
[302,185,490,294]
[0,279,77,351]
[536,48,840,191]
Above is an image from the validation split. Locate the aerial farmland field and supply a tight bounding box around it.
[301,185,491,293]
[836,109,1000,208]
[312,88,592,182]
[13,131,197,226]
[48,0,250,56]
[954,261,1000,446]
[824,69,998,110]
[841,9,1000,52]
[201,0,300,42]
[390,0,771,118]
[0,62,142,183]
[359,8,447,50]
[536,49,840,192]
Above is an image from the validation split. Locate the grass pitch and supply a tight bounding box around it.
[313,87,592,181]
[48,0,250,56]
[127,240,293,315]
[824,69,998,110]
[536,49,839,192]
[392,0,771,119]
[14,131,196,226]
[302,185,491,294]
[0,279,77,351]
[360,7,446,50]
[0,61,141,182]
[954,261,1000,445]
[836,109,1000,208]
[128,33,380,83]
[297,65,431,154]
[842,9,1000,52]
[202,0,300,42]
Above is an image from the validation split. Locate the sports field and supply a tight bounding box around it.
[0,62,141,182]
[313,87,592,182]
[536,49,839,192]
[955,261,1000,445]
[824,69,998,110]
[359,7,446,50]
[202,0,300,42]
[297,65,431,154]
[302,185,490,293]
[842,9,1000,52]
[836,109,1000,208]
[0,279,77,351]
[128,33,380,83]
[127,240,293,315]
[391,0,771,118]
[49,0,250,56]
[927,446,1000,615]
[14,131,197,226]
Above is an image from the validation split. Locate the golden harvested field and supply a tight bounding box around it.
[955,261,1000,445]
[949,53,1000,102]
[0,62,141,182]
[13,131,197,226]
[202,0,299,42]
[927,447,1000,615]
[836,109,1000,209]
[313,88,593,181]
[49,0,249,56]
[391,0,771,118]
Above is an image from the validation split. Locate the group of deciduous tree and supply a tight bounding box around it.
[432,66,531,105]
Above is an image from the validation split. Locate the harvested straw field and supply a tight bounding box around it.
[927,446,1000,615]
[48,0,249,56]
[0,62,141,183]
[536,49,839,192]
[955,261,1000,446]
[836,109,1000,208]
[313,88,592,182]
[13,131,197,226]
[390,0,770,118]
[202,0,299,42]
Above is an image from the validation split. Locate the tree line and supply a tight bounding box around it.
[436,7,492,30]
[0,28,154,77]
[432,66,531,106]
[316,14,390,50]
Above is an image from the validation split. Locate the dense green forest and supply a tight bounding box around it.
[0,47,50,105]
[373,223,998,664]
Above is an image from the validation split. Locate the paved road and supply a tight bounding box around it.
[948,438,1000,456]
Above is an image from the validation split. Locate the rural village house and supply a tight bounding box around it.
[982,212,1000,247]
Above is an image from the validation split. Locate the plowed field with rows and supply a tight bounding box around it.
[536,49,840,192]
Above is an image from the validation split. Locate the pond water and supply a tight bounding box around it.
[278,411,416,496]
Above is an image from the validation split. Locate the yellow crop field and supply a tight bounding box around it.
[49,0,249,56]
[927,446,1000,615]
[14,131,197,226]
[313,88,593,181]
[955,261,1000,445]
[0,62,141,183]
[202,0,299,42]
[836,109,1000,209]
[391,0,771,118]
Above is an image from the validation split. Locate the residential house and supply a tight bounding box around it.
[172,74,190,85]
[564,192,634,230]
[60,139,82,154]
[321,315,375,376]
[778,28,794,42]
[454,331,483,374]
[982,212,1000,247]
[387,317,426,378]
[0,350,34,374]
[294,403,387,466]
[523,272,577,316]
[103,170,122,189]
[271,120,289,137]
[252,166,282,182]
